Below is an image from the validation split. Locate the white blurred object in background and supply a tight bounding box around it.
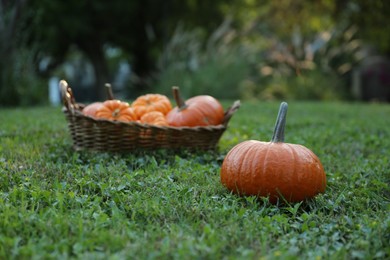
[49,77,61,106]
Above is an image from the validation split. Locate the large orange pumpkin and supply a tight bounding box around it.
[131,94,172,119]
[82,102,103,117]
[95,100,137,122]
[140,111,168,126]
[220,102,326,204]
[166,87,224,127]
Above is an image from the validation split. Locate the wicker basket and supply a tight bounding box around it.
[60,80,240,152]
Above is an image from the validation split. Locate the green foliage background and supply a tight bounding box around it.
[0,0,389,105]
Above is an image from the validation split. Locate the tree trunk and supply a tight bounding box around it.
[0,0,27,106]
[79,42,109,101]
[131,0,154,95]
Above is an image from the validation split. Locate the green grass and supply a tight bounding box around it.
[0,101,389,259]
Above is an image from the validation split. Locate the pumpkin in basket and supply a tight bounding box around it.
[95,100,137,122]
[82,102,103,117]
[166,86,224,127]
[220,102,326,204]
[138,111,168,143]
[132,94,172,119]
[140,111,168,126]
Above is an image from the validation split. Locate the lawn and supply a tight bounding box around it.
[0,101,389,259]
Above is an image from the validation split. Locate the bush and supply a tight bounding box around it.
[0,48,47,107]
[240,70,347,101]
[155,51,250,100]
[246,25,361,101]
[153,21,361,102]
[153,21,252,100]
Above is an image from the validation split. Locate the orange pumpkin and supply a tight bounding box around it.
[132,94,172,119]
[82,102,103,117]
[95,100,137,122]
[166,87,224,127]
[220,102,326,204]
[140,111,168,126]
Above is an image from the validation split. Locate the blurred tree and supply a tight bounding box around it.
[28,0,146,99]
[3,0,388,105]
[26,0,230,100]
[219,0,389,101]
[224,0,336,39]
[0,0,28,106]
[225,0,389,56]
[334,0,390,55]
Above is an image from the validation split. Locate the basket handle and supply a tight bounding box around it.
[60,80,79,114]
[222,100,240,127]
[60,80,116,115]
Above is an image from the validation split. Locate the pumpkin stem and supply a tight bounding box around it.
[172,86,188,111]
[105,83,114,100]
[271,102,288,143]
[112,108,120,118]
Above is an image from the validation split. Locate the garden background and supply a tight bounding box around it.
[0,0,389,259]
[1,0,389,105]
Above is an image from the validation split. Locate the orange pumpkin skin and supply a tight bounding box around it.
[132,94,172,119]
[220,140,326,203]
[140,111,168,126]
[166,95,224,127]
[95,100,136,122]
[82,102,103,117]
[220,102,326,204]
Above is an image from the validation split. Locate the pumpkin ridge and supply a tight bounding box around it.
[171,104,201,126]
[221,145,234,189]
[285,143,300,201]
[251,142,268,196]
[242,143,260,195]
[233,143,251,195]
[301,146,317,198]
[304,146,326,194]
[266,144,285,202]
[174,110,184,126]
[302,145,317,200]
[261,143,272,195]
[226,142,252,194]
[196,103,215,125]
